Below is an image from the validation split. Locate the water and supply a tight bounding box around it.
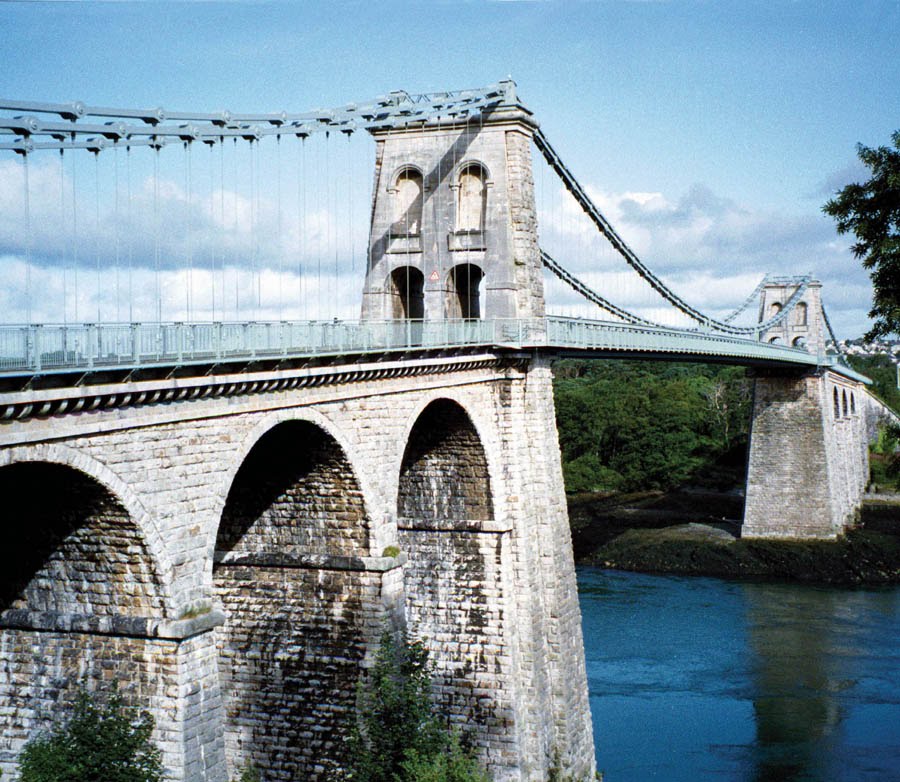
[577,567,900,781]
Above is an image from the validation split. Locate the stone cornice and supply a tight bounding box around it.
[0,353,529,425]
[0,607,225,641]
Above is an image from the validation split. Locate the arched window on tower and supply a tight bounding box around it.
[456,163,487,233]
[851,392,856,415]
[391,168,423,237]
[794,302,808,327]
[833,387,840,418]
[842,389,848,418]
[770,301,783,317]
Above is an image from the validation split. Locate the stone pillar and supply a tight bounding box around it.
[511,357,595,778]
[395,364,595,780]
[0,612,227,781]
[743,370,869,539]
[214,555,406,781]
[362,87,545,323]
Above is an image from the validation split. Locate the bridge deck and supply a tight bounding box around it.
[0,317,867,384]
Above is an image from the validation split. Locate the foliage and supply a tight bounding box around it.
[398,732,489,782]
[847,353,900,413]
[18,684,162,782]
[553,360,752,493]
[231,763,261,782]
[823,130,900,340]
[346,629,487,782]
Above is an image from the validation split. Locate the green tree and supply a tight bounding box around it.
[399,732,489,782]
[553,360,752,493]
[823,130,900,340]
[346,629,487,782]
[19,685,162,782]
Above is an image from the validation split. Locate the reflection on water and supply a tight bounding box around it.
[578,568,900,781]
[744,585,842,781]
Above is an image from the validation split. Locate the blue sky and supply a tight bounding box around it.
[1,0,898,336]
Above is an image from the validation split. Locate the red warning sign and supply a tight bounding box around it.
[429,269,440,282]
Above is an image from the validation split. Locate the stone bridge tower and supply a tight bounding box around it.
[757,278,826,355]
[745,278,869,538]
[361,81,545,322]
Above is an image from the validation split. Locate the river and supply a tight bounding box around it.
[577,567,900,781]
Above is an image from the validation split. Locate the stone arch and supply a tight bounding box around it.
[209,408,381,564]
[398,397,494,522]
[794,301,808,326]
[0,445,171,615]
[388,265,425,320]
[391,166,423,236]
[455,161,488,233]
[215,418,370,558]
[842,389,849,418]
[793,336,807,348]
[0,447,177,778]
[833,387,841,418]
[446,262,485,320]
[851,392,856,415]
[769,335,783,344]
[213,414,380,780]
[394,391,505,524]
[770,301,783,317]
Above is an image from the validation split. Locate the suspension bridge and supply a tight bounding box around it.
[0,79,863,381]
[0,81,872,782]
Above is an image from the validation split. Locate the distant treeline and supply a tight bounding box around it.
[846,354,900,413]
[553,355,900,496]
[552,360,752,494]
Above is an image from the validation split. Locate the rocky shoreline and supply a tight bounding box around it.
[569,490,900,585]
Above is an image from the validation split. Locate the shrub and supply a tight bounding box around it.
[346,629,487,782]
[399,732,490,782]
[18,684,162,782]
[231,763,261,782]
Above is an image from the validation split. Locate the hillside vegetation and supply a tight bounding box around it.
[552,360,752,494]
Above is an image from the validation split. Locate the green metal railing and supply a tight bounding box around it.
[0,317,862,381]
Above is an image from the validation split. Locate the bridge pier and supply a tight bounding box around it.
[743,370,869,539]
[0,355,596,781]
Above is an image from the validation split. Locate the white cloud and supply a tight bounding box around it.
[537,175,871,337]
[0,151,873,339]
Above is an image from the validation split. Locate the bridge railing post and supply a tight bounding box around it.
[177,323,185,363]
[243,322,253,358]
[131,323,140,365]
[86,324,96,369]
[32,325,41,373]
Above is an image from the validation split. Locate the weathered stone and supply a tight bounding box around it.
[744,370,869,538]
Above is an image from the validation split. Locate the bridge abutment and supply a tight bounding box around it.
[743,371,869,539]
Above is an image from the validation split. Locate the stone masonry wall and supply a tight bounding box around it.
[399,527,520,777]
[0,357,596,780]
[214,565,390,780]
[503,358,595,778]
[0,629,187,780]
[398,398,493,522]
[504,129,545,319]
[213,416,385,780]
[744,371,869,538]
[397,397,519,777]
[217,420,369,557]
[0,462,165,616]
